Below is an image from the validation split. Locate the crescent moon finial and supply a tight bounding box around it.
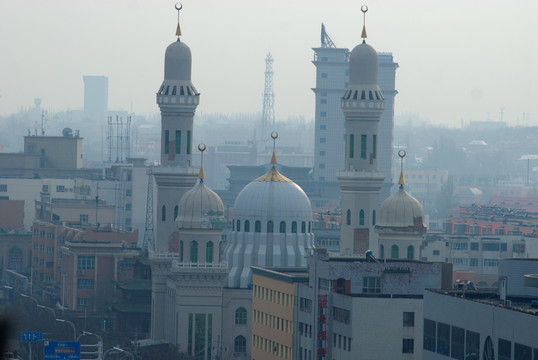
[175,3,183,11]
[361,5,368,41]
[398,150,406,187]
[198,144,206,152]
[175,3,183,38]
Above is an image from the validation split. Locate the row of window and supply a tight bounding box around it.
[233,219,312,234]
[349,134,376,160]
[78,255,95,270]
[163,130,191,155]
[343,89,384,101]
[332,306,350,324]
[298,346,313,360]
[380,245,415,259]
[253,309,292,333]
[254,285,294,307]
[158,84,197,97]
[299,297,312,313]
[345,209,375,226]
[298,322,313,338]
[333,333,352,352]
[253,335,291,360]
[178,240,214,263]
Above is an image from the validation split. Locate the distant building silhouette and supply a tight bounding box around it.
[83,75,108,123]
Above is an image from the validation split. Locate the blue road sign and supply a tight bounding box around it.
[44,341,80,360]
[20,331,43,342]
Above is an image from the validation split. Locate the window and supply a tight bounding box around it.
[372,210,376,225]
[206,241,213,263]
[255,220,261,233]
[391,245,399,258]
[380,244,384,258]
[235,307,247,325]
[161,205,166,221]
[498,339,511,360]
[514,343,532,360]
[125,203,132,211]
[279,221,286,233]
[173,205,178,220]
[363,277,381,293]
[190,241,198,263]
[320,99,327,104]
[320,124,326,130]
[437,322,450,355]
[372,134,377,159]
[346,210,351,225]
[77,297,94,308]
[319,164,325,169]
[320,112,326,117]
[299,298,312,313]
[423,319,436,352]
[332,307,350,324]
[319,150,326,156]
[42,185,49,193]
[451,326,465,360]
[244,220,250,232]
[234,335,247,354]
[175,130,181,154]
[186,130,191,154]
[433,250,440,255]
[56,185,65,192]
[267,221,274,233]
[466,330,480,360]
[482,243,500,251]
[407,245,415,259]
[0,184,7,192]
[349,134,354,158]
[359,210,365,225]
[470,258,478,267]
[125,189,132,196]
[301,221,306,233]
[236,220,240,232]
[179,241,184,262]
[321,73,327,78]
[164,130,169,154]
[78,256,95,270]
[403,339,414,354]
[403,312,415,327]
[77,279,94,289]
[292,221,297,233]
[470,242,479,251]
[361,135,367,159]
[483,258,499,267]
[320,137,326,143]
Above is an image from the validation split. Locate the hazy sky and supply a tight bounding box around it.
[0,0,536,126]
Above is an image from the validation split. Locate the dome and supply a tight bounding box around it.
[233,167,312,221]
[377,186,425,228]
[348,42,378,86]
[164,40,192,81]
[176,179,226,229]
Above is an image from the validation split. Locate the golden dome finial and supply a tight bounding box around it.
[270,131,278,165]
[398,150,406,187]
[361,5,368,41]
[175,3,183,39]
[198,144,206,180]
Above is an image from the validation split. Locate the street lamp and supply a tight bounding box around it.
[78,331,103,360]
[37,304,56,320]
[104,346,134,360]
[56,318,76,341]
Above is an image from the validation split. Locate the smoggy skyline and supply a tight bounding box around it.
[0,0,536,127]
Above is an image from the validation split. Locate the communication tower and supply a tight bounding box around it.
[261,52,275,149]
[107,115,131,163]
[143,166,155,251]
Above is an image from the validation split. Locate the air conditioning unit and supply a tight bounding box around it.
[78,269,85,276]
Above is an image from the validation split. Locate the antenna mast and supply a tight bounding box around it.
[261,52,275,150]
[143,166,155,251]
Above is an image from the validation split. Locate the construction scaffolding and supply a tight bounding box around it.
[107,115,131,163]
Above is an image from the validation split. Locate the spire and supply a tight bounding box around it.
[175,3,183,39]
[198,144,206,180]
[361,5,368,42]
[270,131,278,165]
[398,150,406,187]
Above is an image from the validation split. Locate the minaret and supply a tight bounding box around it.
[153,4,199,252]
[337,5,385,255]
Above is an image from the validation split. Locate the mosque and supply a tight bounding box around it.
[149,5,425,360]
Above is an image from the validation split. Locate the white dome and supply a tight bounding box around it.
[176,179,226,229]
[377,186,425,228]
[233,167,312,221]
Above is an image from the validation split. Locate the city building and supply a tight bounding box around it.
[83,75,108,123]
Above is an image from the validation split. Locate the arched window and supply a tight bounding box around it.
[236,220,241,232]
[301,221,306,233]
[267,221,274,233]
[244,220,250,232]
[255,220,261,233]
[346,210,351,225]
[234,335,247,354]
[190,241,198,263]
[232,220,235,231]
[206,241,214,263]
[391,245,399,259]
[372,210,376,225]
[280,221,286,233]
[380,244,384,258]
[308,222,311,232]
[174,205,179,221]
[235,307,247,325]
[359,210,365,226]
[179,240,184,262]
[407,245,414,259]
[292,221,297,233]
[161,205,166,221]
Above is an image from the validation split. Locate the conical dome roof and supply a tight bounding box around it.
[377,186,425,228]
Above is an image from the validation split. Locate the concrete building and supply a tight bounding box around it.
[83,75,108,123]
[423,259,538,360]
[311,24,398,205]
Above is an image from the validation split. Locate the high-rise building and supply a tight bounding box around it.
[312,25,398,203]
[337,19,385,255]
[83,75,108,123]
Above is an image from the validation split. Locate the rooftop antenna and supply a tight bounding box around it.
[198,144,206,181]
[175,3,183,40]
[361,5,368,42]
[398,150,406,188]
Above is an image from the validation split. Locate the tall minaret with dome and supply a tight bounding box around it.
[153,4,200,252]
[337,6,385,255]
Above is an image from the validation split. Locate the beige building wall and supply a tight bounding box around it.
[24,135,83,170]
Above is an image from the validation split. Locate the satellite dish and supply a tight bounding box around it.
[62,127,73,137]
